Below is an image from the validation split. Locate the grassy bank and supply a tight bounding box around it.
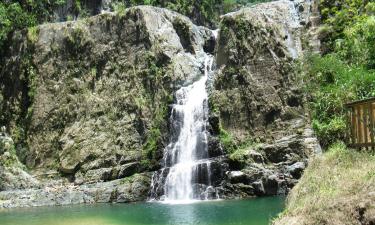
[274,143,375,225]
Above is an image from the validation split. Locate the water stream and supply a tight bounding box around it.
[150,54,219,203]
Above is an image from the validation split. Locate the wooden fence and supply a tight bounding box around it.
[345,97,375,149]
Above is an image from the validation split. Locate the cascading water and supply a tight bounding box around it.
[149,54,220,203]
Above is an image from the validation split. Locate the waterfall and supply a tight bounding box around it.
[150,54,219,203]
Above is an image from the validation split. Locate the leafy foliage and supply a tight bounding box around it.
[319,0,371,52]
[306,54,375,147]
[0,3,35,52]
[307,1,375,147]
[336,13,375,69]
[0,0,66,55]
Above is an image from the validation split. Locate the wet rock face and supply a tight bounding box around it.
[0,132,39,191]
[212,0,308,140]
[1,6,214,186]
[0,0,321,207]
[209,0,321,198]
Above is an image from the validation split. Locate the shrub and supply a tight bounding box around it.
[219,128,236,154]
[113,2,126,16]
[318,0,369,52]
[336,15,375,69]
[305,54,375,147]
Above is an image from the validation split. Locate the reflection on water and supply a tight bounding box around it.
[0,197,284,225]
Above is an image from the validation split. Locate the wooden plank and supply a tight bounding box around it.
[349,142,375,148]
[351,107,358,144]
[357,105,363,145]
[345,97,375,107]
[345,98,375,149]
[370,103,375,150]
[346,109,352,144]
[363,104,369,149]
[355,105,362,143]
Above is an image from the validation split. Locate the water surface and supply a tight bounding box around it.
[0,197,284,225]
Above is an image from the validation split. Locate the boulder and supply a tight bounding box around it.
[262,135,305,163]
[83,168,113,183]
[227,171,247,184]
[286,161,305,179]
[0,173,151,208]
[262,175,279,195]
[116,162,140,179]
[252,181,265,196]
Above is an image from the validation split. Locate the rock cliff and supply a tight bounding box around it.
[209,0,321,198]
[0,0,321,208]
[0,6,214,207]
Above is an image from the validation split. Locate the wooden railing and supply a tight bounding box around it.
[345,97,375,149]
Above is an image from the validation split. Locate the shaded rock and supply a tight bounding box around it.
[116,162,140,179]
[286,161,305,179]
[83,168,113,183]
[248,150,264,164]
[227,171,246,184]
[207,136,223,158]
[208,0,321,200]
[0,134,39,191]
[262,135,305,163]
[59,158,80,174]
[252,181,265,196]
[262,175,279,195]
[116,173,152,203]
[80,156,117,172]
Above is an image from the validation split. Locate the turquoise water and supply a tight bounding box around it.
[0,197,284,225]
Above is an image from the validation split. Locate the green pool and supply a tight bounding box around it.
[0,197,284,225]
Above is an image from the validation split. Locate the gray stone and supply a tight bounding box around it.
[262,175,279,195]
[116,162,140,179]
[252,181,265,196]
[227,171,246,184]
[286,162,305,179]
[248,150,264,163]
[83,168,113,183]
[0,173,151,208]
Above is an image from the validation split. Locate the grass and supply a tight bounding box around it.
[274,142,375,225]
[229,139,262,162]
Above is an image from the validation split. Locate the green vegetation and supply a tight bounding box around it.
[219,128,236,153]
[113,2,127,16]
[305,54,375,147]
[139,53,173,170]
[274,142,375,225]
[0,1,66,55]
[275,3,375,223]
[305,1,375,148]
[319,0,375,56]
[229,139,261,165]
[27,26,39,44]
